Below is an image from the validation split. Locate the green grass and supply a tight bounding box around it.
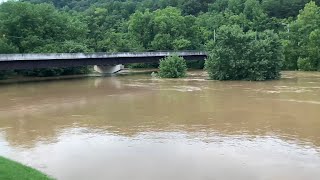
[0,156,54,180]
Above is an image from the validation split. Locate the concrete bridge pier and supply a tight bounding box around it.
[94,64,124,74]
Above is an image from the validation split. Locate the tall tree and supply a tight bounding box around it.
[128,7,199,50]
[284,1,320,70]
[0,2,88,53]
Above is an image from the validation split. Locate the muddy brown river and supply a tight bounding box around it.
[0,71,320,180]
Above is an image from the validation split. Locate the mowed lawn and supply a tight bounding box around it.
[0,156,54,180]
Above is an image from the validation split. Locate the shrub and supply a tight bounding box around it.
[158,55,187,78]
[0,38,18,53]
[205,25,283,81]
[297,57,314,71]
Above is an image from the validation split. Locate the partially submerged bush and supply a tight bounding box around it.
[158,55,187,78]
[205,25,283,81]
[297,57,315,71]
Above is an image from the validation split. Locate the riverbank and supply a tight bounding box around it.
[0,156,53,180]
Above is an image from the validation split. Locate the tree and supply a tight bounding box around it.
[284,1,320,71]
[0,37,18,53]
[205,25,283,81]
[128,9,154,49]
[261,0,320,18]
[0,1,91,77]
[181,0,202,15]
[158,55,187,78]
[0,2,88,53]
[228,0,246,14]
[128,7,198,51]
[97,30,143,52]
[2,0,319,76]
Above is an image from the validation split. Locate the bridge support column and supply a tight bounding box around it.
[94,64,124,74]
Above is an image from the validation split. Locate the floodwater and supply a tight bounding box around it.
[0,71,320,180]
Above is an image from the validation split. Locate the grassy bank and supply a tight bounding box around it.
[0,156,53,180]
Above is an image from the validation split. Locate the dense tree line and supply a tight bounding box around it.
[23,0,320,18]
[1,0,320,78]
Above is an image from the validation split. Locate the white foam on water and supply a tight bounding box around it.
[280,99,320,105]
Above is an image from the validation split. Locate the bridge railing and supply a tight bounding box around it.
[0,51,207,61]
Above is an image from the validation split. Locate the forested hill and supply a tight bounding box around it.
[1,0,320,71]
[24,0,320,18]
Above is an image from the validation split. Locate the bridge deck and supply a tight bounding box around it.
[0,51,207,70]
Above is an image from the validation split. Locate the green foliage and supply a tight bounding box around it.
[0,37,18,79]
[19,40,93,77]
[97,30,143,52]
[0,2,88,53]
[158,55,187,78]
[33,41,92,53]
[297,57,314,71]
[283,1,320,71]
[205,25,283,81]
[0,38,18,53]
[281,38,299,70]
[128,7,199,50]
[0,1,92,77]
[262,0,320,18]
[1,0,320,78]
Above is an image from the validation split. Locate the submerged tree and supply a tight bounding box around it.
[205,25,283,81]
[158,55,187,78]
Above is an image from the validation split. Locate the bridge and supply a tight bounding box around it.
[0,51,207,73]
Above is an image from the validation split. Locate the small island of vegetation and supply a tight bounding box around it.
[205,25,283,81]
[159,55,187,78]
